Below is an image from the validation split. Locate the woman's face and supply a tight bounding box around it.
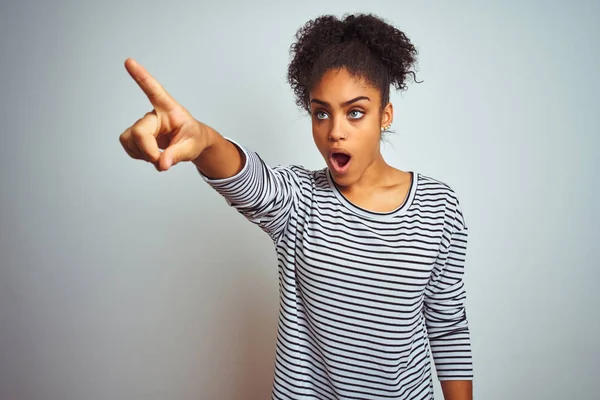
[309,68,393,188]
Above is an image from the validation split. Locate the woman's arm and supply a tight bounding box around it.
[423,195,473,399]
[441,380,473,400]
[192,128,246,180]
[119,58,301,241]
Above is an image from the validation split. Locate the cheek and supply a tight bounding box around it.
[354,121,381,144]
[311,123,328,145]
[354,113,380,132]
[354,129,382,158]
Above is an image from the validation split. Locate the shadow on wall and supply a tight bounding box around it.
[232,292,277,399]
[196,214,279,399]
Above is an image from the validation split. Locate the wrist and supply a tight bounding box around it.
[192,122,220,168]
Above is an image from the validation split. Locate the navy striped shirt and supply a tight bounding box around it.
[200,140,473,399]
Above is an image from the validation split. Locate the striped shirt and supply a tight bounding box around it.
[200,140,473,399]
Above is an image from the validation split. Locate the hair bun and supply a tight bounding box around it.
[340,14,419,90]
[288,13,419,111]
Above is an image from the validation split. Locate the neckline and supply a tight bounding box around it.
[325,170,418,221]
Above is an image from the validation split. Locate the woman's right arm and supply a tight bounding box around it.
[193,130,246,180]
[119,58,244,177]
[119,58,301,241]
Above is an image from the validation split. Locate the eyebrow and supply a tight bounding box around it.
[310,96,371,108]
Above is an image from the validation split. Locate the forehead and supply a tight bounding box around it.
[309,68,380,104]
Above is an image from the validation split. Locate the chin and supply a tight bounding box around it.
[329,170,357,188]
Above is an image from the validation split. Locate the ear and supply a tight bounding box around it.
[381,102,394,129]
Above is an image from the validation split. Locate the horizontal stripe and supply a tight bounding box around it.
[202,141,473,399]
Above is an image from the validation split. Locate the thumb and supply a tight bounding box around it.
[157,139,194,171]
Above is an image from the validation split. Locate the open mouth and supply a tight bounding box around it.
[329,151,351,173]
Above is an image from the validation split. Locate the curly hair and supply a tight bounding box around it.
[287,13,419,113]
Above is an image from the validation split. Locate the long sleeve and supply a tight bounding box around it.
[424,217,473,381]
[198,139,303,243]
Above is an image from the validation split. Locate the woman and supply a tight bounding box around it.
[120,13,473,400]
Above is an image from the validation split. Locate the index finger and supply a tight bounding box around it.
[124,58,178,112]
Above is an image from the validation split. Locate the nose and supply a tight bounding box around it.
[328,119,346,141]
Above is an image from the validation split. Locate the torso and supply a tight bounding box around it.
[271,168,450,399]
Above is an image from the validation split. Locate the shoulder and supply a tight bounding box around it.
[416,173,468,231]
[274,164,329,186]
[417,173,460,200]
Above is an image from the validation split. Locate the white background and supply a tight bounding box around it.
[1,0,598,399]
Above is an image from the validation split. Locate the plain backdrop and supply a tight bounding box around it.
[1,0,598,399]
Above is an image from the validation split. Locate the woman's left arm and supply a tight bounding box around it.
[424,216,473,400]
[441,380,473,400]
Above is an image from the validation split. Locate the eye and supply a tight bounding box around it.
[348,110,365,119]
[314,111,329,120]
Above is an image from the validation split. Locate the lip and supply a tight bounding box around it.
[328,148,352,175]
